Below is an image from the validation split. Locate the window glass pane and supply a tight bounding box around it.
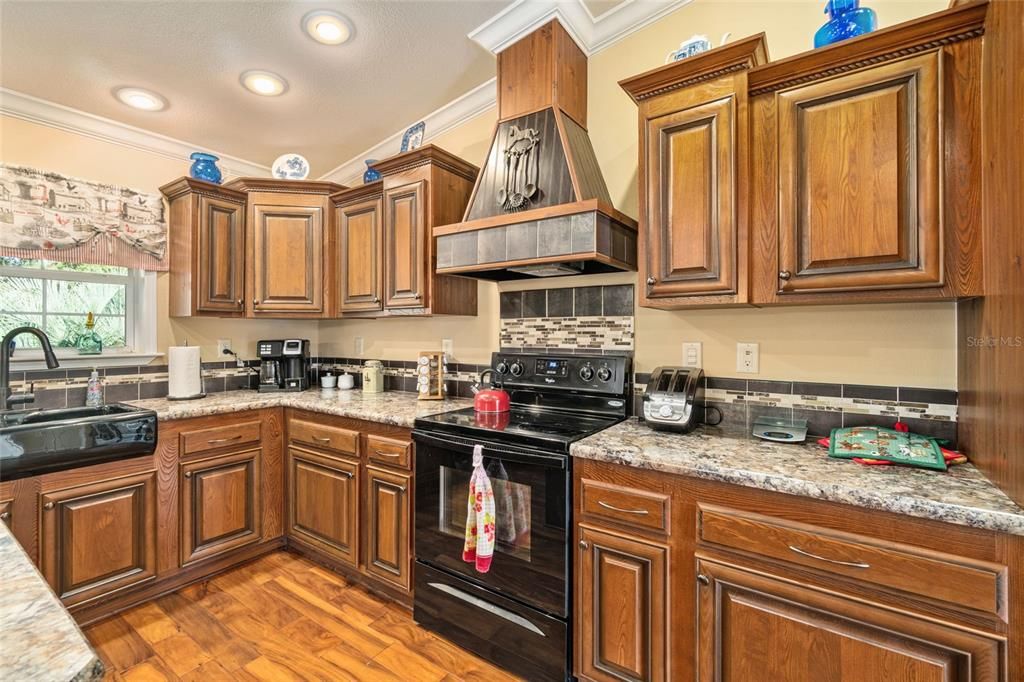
[48,314,126,349]
[43,261,128,276]
[93,315,127,348]
[0,257,42,269]
[46,280,125,316]
[0,276,43,312]
[0,314,44,348]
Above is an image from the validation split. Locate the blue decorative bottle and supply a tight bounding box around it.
[814,0,877,48]
[189,152,223,184]
[363,160,381,184]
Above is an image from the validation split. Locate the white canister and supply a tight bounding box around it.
[337,371,355,390]
[362,360,384,393]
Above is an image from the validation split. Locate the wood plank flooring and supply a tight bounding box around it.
[84,551,523,682]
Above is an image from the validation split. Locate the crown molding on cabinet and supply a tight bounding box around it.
[468,0,694,56]
[0,88,270,179]
[317,77,498,186]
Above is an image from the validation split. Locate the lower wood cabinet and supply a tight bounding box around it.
[39,471,157,607]
[364,465,412,591]
[286,446,359,567]
[577,525,668,682]
[696,559,1002,682]
[180,449,262,566]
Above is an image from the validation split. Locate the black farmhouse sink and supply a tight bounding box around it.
[0,404,158,481]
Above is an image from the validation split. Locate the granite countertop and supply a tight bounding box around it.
[0,524,103,682]
[570,418,1024,536]
[129,388,472,428]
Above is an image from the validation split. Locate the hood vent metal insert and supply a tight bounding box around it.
[433,20,637,280]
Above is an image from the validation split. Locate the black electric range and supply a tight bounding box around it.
[412,351,631,682]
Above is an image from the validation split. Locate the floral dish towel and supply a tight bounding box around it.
[463,445,495,573]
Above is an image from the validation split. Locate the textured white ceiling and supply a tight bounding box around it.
[0,0,508,175]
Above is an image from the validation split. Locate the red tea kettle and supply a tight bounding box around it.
[473,369,510,413]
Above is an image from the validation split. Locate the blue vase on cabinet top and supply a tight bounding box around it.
[363,160,381,183]
[814,0,877,48]
[189,152,222,184]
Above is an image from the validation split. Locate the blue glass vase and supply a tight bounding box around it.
[189,152,223,184]
[363,160,381,184]
[814,0,877,48]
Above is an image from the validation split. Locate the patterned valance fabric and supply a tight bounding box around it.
[0,164,168,271]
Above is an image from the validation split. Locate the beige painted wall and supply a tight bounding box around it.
[0,114,316,362]
[2,0,958,386]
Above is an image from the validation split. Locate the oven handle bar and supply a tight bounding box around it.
[427,582,546,637]
[412,431,567,470]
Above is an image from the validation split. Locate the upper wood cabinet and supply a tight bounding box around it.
[161,177,344,318]
[39,471,157,608]
[622,3,987,308]
[621,36,767,308]
[329,145,480,318]
[161,178,247,317]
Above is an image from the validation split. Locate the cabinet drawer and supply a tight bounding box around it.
[181,420,262,456]
[697,504,1005,617]
[366,434,412,470]
[580,478,670,534]
[289,419,359,456]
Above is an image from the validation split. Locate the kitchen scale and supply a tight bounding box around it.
[752,416,809,443]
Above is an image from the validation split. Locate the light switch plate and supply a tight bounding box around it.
[682,342,702,368]
[354,337,364,356]
[737,342,759,374]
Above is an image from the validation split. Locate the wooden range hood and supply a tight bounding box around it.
[434,21,637,280]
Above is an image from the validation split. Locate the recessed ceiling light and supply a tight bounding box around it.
[240,70,288,96]
[113,87,166,111]
[302,10,353,45]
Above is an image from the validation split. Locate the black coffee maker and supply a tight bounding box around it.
[257,339,310,393]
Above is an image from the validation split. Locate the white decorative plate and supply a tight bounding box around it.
[272,153,310,180]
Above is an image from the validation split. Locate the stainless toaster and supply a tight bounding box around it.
[642,366,705,432]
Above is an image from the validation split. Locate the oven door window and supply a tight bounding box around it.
[415,438,569,617]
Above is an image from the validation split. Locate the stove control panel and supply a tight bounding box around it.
[491,352,630,395]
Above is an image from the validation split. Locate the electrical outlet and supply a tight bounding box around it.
[441,338,454,360]
[217,339,232,356]
[736,342,759,374]
[682,342,702,368]
[354,337,364,356]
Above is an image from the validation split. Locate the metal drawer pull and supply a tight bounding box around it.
[697,573,710,586]
[312,436,332,444]
[374,449,400,457]
[207,435,242,445]
[597,500,649,515]
[789,545,870,569]
[428,582,545,636]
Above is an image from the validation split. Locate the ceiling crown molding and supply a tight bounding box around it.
[468,0,694,56]
[0,88,270,179]
[318,77,497,186]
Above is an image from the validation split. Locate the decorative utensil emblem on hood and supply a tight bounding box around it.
[497,126,540,213]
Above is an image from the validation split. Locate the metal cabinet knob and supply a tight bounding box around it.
[184,471,193,478]
[236,298,243,306]
[778,270,792,281]
[579,540,589,550]
[43,502,54,510]
[646,276,657,285]
[0,511,10,521]
[252,298,259,306]
[697,573,710,586]
[372,296,380,303]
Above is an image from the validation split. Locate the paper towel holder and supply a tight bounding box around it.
[167,344,207,401]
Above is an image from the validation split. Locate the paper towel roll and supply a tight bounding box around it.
[168,346,202,398]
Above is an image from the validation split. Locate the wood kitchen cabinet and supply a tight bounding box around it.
[286,446,360,568]
[364,465,412,591]
[329,145,479,317]
[621,3,986,308]
[179,448,262,566]
[620,36,767,308]
[574,457,1022,682]
[577,525,668,682]
[39,471,157,608]
[161,178,247,317]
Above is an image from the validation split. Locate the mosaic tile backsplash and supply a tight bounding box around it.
[499,284,635,352]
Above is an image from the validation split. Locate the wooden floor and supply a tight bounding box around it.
[85,550,523,681]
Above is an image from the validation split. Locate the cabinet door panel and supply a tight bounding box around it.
[197,195,245,313]
[696,559,1002,682]
[252,205,324,312]
[40,471,157,607]
[337,197,383,313]
[384,181,428,309]
[287,447,359,567]
[180,449,261,565]
[578,525,668,682]
[364,466,411,591]
[646,96,736,298]
[777,51,941,293]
